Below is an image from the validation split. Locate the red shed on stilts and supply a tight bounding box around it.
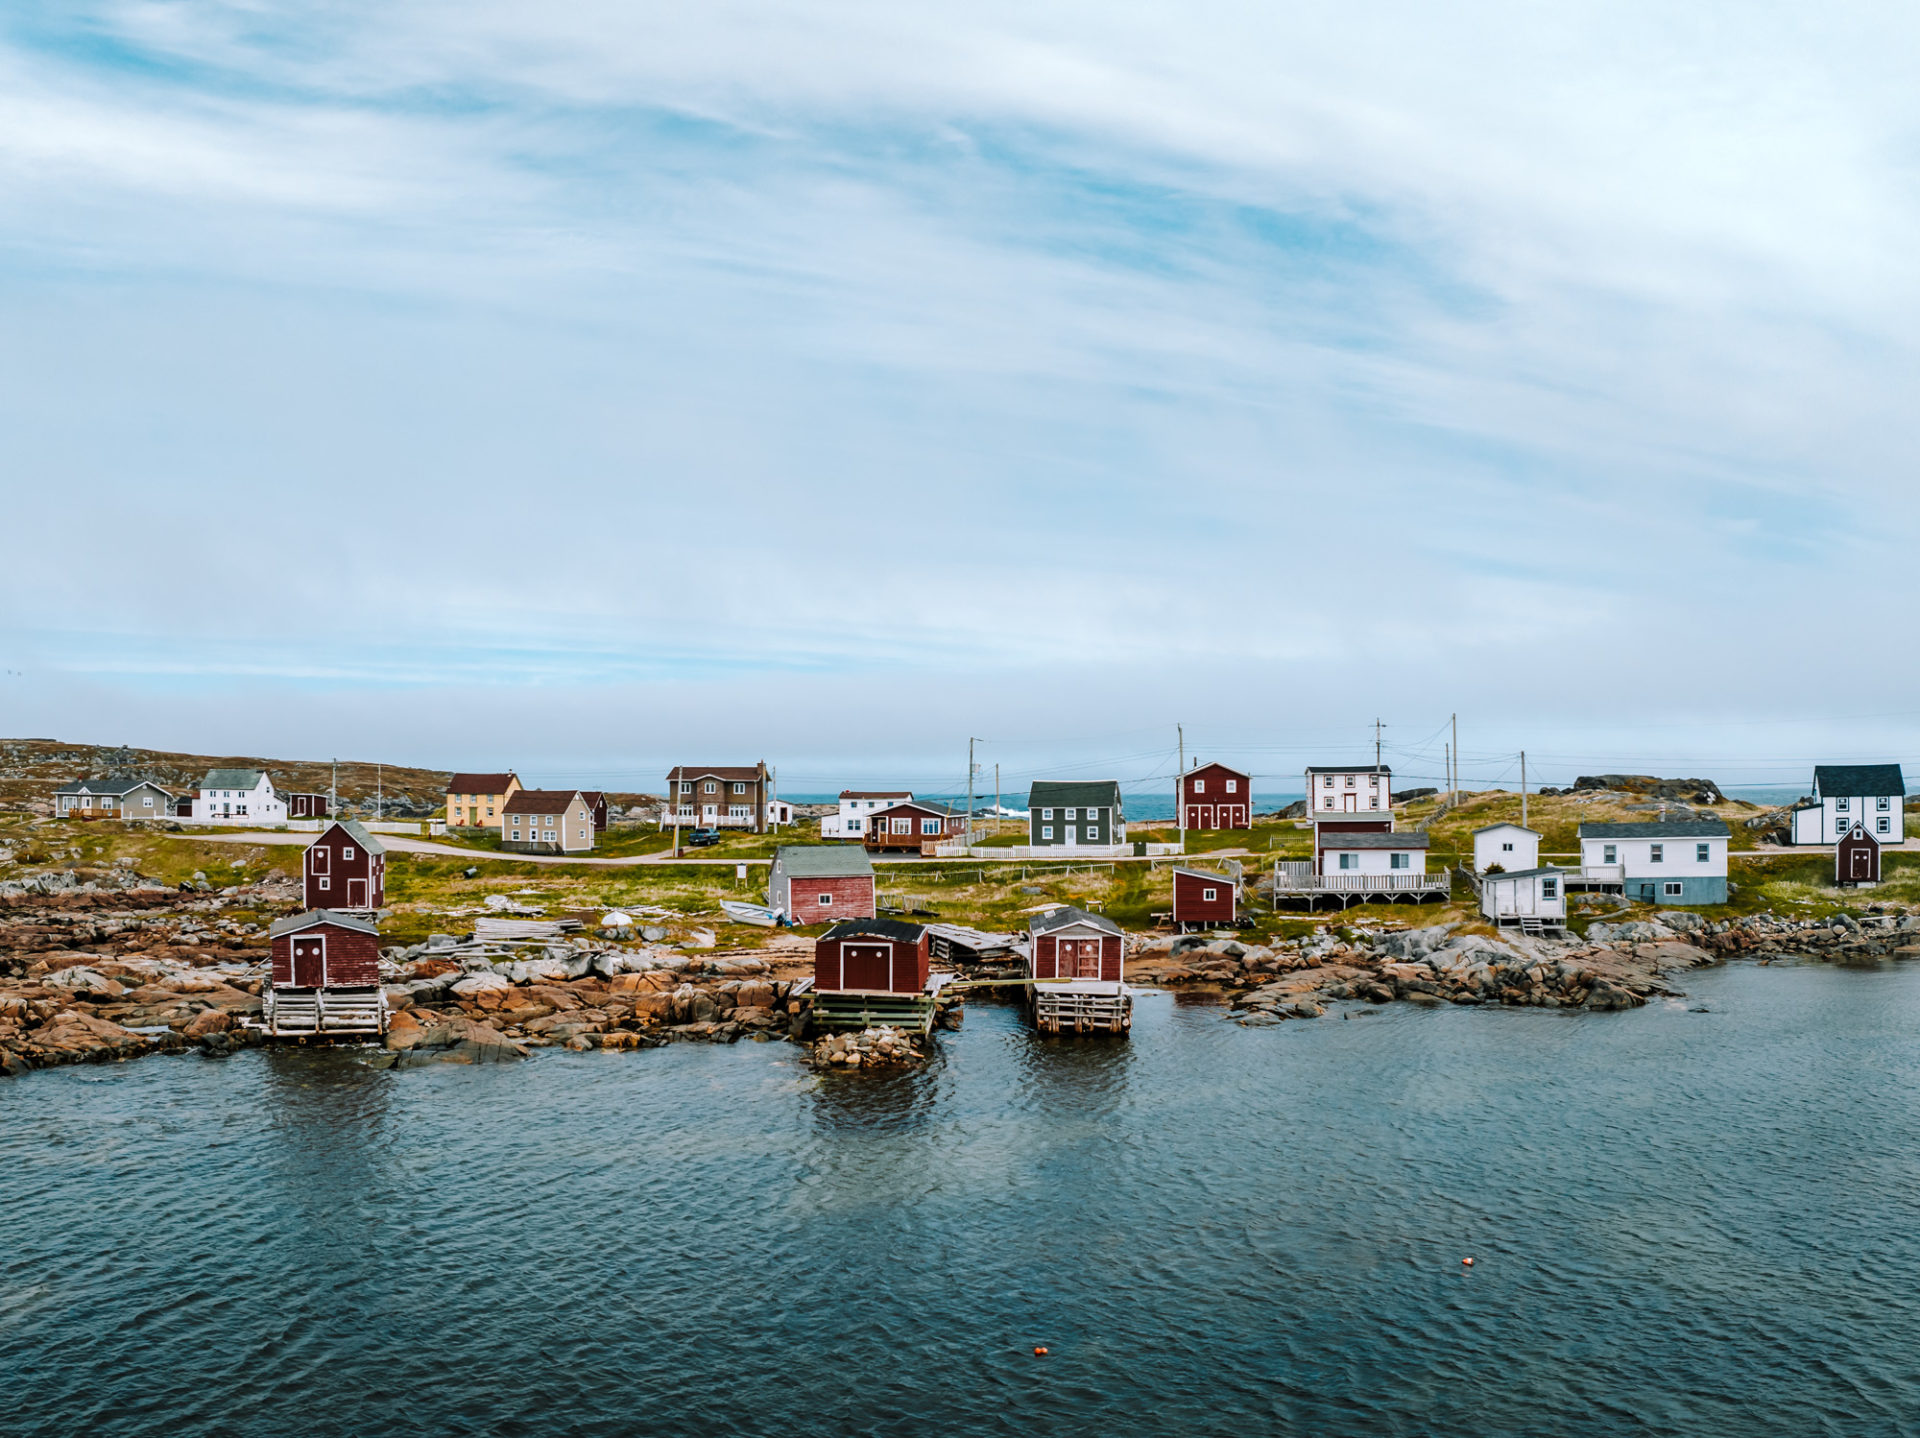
[809,919,938,1033]
[265,910,388,1038]
[1026,907,1131,1034]
[1171,867,1239,931]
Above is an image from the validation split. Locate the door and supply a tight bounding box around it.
[1202,805,1215,830]
[1186,804,1199,829]
[1341,791,1356,812]
[1852,846,1874,881]
[842,943,890,990]
[1065,825,1077,845]
[1059,938,1101,978]
[704,804,717,821]
[347,878,368,909]
[291,936,326,986]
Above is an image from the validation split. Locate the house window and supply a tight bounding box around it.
[848,819,862,832]
[1203,888,1217,901]
[1878,796,1891,811]
[1338,853,1355,870]
[142,797,152,807]
[1042,825,1054,839]
[1502,842,1513,852]
[1390,853,1409,870]
[1193,780,1206,794]
[818,893,833,906]
[486,807,494,817]
[680,782,693,795]
[1603,844,1617,863]
[1042,809,1054,820]
[1225,780,1237,793]
[1663,882,1683,897]
[733,782,746,794]
[1878,818,1891,834]
[1323,777,1332,788]
[893,819,911,834]
[921,819,940,835]
[1345,777,1355,788]
[1696,844,1710,862]
[1065,808,1078,820]
[1649,844,1664,863]
[1837,797,1850,812]
[1369,797,1379,809]
[343,847,355,861]
[318,877,330,891]
[704,781,717,794]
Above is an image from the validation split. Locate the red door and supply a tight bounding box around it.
[291,936,326,986]
[842,943,890,990]
[1186,805,1199,829]
[1852,846,1874,881]
[1059,938,1101,978]
[347,878,369,908]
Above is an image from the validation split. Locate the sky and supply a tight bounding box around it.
[3,1,1919,798]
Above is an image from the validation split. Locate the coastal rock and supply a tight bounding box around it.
[450,972,511,996]
[398,1016,528,1064]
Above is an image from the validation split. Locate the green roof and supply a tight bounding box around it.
[774,845,874,878]
[202,768,266,790]
[1028,780,1123,811]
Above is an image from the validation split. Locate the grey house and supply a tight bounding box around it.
[53,777,175,820]
[1027,781,1126,848]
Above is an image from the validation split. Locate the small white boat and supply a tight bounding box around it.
[720,900,781,927]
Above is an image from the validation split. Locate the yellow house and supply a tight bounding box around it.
[446,771,522,830]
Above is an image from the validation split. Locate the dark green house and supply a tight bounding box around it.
[1028,780,1125,848]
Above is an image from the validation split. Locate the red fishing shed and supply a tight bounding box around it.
[1028,907,1123,982]
[814,918,931,993]
[303,819,387,912]
[1837,822,1881,887]
[265,910,387,1037]
[1171,867,1238,929]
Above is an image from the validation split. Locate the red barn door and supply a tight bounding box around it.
[291,936,326,986]
[1060,938,1101,978]
[842,943,890,990]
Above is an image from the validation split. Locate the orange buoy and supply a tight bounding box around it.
[1033,1347,1049,1356]
[1462,1257,1474,1267]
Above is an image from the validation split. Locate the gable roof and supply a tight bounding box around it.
[1838,821,1882,844]
[1172,867,1238,884]
[1184,761,1250,780]
[504,789,588,816]
[1305,764,1392,775]
[669,764,766,784]
[840,789,913,800]
[202,768,265,790]
[822,918,925,943]
[775,844,875,878]
[447,772,518,794]
[1318,830,1430,849]
[1028,780,1123,810]
[54,777,171,797]
[1472,822,1540,837]
[318,818,385,855]
[1814,763,1906,798]
[1030,905,1122,938]
[1482,865,1569,881]
[269,909,380,939]
[871,800,955,819]
[1578,820,1730,839]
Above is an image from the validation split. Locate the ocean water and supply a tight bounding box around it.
[8,963,1920,1437]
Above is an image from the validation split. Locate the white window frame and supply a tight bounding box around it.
[1837,797,1850,812]
[317,876,331,891]
[818,892,833,906]
[1878,817,1891,834]
[1202,887,1217,901]
[1041,825,1054,840]
[1541,878,1558,900]
[704,781,717,794]
[1193,780,1206,794]
[1041,808,1054,820]
[1603,844,1617,864]
[921,818,940,835]
[1650,844,1664,863]
[1225,780,1237,793]
[1696,843,1710,862]
[1338,852,1355,870]
[1663,881,1683,897]
[1390,852,1408,870]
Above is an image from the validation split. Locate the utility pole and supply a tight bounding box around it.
[1521,750,1528,830]
[968,738,976,839]
[1444,743,1451,810]
[1177,723,1185,846]
[376,762,382,822]
[330,758,337,819]
[1451,713,1458,806]
[672,766,681,858]
[994,763,1001,838]
[1374,718,1384,767]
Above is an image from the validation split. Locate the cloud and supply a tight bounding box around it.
[2,1,1918,778]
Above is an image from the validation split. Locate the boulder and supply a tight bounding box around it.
[399,1016,528,1064]
[450,971,512,996]
[183,1009,232,1038]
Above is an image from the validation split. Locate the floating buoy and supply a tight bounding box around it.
[1462,1257,1474,1267]
[1033,1347,1049,1356]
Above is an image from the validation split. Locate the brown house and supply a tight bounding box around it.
[1180,762,1251,831]
[1172,867,1238,929]
[1837,822,1882,887]
[1028,907,1123,983]
[446,771,522,830]
[863,800,964,854]
[303,820,387,912]
[768,845,876,921]
[581,791,609,832]
[286,792,331,820]
[663,763,775,832]
[814,918,930,994]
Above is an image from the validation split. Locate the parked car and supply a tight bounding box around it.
[687,827,722,847]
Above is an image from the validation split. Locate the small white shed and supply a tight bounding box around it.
[1480,866,1567,929]
[1473,823,1541,875]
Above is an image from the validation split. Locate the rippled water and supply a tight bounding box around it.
[8,962,1920,1437]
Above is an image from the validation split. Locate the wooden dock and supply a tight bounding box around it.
[808,989,938,1035]
[1029,983,1133,1035]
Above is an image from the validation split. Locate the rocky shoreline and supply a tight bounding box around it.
[6,860,1920,1078]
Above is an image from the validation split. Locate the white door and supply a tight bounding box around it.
[1065,825,1077,845]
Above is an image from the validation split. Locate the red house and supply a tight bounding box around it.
[768,845,876,921]
[863,800,965,854]
[1028,907,1123,982]
[265,910,386,1036]
[581,791,609,832]
[1172,867,1238,929]
[286,792,331,820]
[1181,762,1251,830]
[814,919,930,993]
[1837,822,1881,887]
[303,820,387,912]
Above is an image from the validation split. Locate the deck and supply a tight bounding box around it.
[263,986,388,1038]
[1271,862,1450,905]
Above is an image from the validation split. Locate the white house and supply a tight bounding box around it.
[1480,867,1568,930]
[1473,823,1541,874]
[1578,820,1728,906]
[192,768,287,824]
[1317,830,1428,876]
[822,790,913,841]
[1789,764,1906,846]
[1306,764,1392,816]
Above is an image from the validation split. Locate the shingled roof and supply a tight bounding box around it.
[1579,820,1730,839]
[447,772,518,794]
[775,845,875,878]
[1814,764,1906,798]
[201,768,265,790]
[1028,780,1123,811]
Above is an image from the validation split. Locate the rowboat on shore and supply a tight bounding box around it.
[720,900,781,927]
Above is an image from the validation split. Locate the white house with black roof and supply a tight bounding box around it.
[1790,764,1906,846]
[1027,781,1125,849]
[1579,819,1728,905]
[1317,829,1430,877]
[1306,764,1392,815]
[192,768,287,824]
